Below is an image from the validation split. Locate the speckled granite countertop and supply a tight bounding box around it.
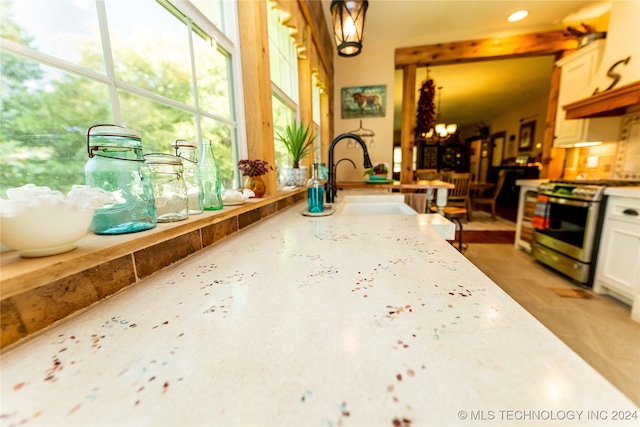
[1,199,637,426]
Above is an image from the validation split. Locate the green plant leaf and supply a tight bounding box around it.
[275,121,315,168]
[363,163,388,175]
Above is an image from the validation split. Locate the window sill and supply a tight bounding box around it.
[0,189,306,350]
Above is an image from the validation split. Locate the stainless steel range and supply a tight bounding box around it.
[532,179,640,286]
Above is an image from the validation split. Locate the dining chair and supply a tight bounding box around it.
[471,170,507,220]
[440,206,467,252]
[442,172,472,221]
[427,198,468,253]
[416,169,440,180]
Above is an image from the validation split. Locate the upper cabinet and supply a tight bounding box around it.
[554,40,620,148]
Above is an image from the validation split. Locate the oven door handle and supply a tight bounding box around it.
[547,197,590,208]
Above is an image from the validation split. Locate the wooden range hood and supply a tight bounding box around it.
[564,81,640,119]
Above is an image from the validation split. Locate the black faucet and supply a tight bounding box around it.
[335,157,356,176]
[326,133,373,203]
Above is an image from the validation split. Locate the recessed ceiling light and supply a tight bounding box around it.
[508,10,529,22]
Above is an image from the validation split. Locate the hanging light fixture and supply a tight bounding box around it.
[426,86,457,141]
[330,0,369,57]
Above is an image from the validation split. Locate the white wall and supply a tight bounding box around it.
[485,92,550,161]
[331,40,398,182]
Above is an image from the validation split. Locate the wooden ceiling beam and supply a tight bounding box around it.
[395,30,578,67]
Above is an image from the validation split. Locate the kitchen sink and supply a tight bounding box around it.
[338,194,417,215]
[336,194,454,239]
[340,202,418,215]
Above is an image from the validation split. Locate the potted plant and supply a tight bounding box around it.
[364,163,389,180]
[237,159,272,198]
[275,121,315,186]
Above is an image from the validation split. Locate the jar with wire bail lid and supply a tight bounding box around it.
[143,153,189,222]
[84,124,157,234]
[172,139,203,215]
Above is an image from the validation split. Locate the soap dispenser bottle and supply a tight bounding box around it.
[307,163,324,213]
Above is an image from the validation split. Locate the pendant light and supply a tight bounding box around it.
[330,0,369,57]
[430,86,457,140]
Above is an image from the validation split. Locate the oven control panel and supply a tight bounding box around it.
[537,183,604,201]
[538,180,640,202]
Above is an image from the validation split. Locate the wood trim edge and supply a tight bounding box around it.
[564,81,640,119]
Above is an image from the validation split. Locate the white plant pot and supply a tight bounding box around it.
[284,166,309,187]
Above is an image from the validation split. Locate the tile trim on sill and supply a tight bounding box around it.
[0,189,306,350]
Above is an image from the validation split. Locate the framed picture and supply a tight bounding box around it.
[341,85,386,118]
[518,121,535,152]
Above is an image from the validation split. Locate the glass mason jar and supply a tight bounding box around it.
[144,153,189,222]
[84,124,157,234]
[172,140,203,215]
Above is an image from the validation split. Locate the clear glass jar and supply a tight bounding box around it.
[84,124,157,234]
[318,163,328,181]
[307,163,325,213]
[172,140,203,215]
[144,153,189,222]
[199,140,223,210]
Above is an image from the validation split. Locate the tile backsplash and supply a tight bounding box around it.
[564,142,619,180]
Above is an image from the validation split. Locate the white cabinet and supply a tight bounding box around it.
[554,40,620,148]
[594,194,640,322]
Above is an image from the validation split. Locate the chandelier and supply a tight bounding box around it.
[425,86,457,141]
[330,0,369,57]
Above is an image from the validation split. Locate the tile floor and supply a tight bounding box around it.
[465,243,640,407]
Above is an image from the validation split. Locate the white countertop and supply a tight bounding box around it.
[515,179,548,188]
[605,186,640,199]
[1,198,637,426]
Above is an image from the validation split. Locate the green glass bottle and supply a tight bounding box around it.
[199,139,223,210]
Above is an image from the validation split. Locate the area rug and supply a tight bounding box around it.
[464,211,516,231]
[459,230,515,244]
[550,288,593,299]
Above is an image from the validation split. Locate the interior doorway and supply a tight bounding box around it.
[466,137,481,181]
[491,131,506,167]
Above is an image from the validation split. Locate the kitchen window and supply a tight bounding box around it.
[267,3,299,180]
[312,75,322,163]
[0,0,244,195]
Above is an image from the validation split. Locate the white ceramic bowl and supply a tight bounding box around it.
[0,185,113,258]
[221,189,253,206]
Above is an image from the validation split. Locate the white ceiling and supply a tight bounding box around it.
[322,1,611,130]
